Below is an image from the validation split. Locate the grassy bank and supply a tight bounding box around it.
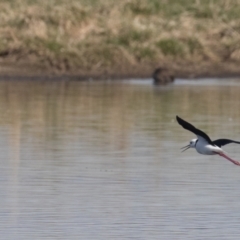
[1,0,240,78]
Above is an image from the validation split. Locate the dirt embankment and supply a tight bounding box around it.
[1,0,240,79]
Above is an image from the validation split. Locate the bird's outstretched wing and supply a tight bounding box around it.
[212,139,240,147]
[176,116,213,144]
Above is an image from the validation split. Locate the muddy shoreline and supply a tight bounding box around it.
[0,61,240,81]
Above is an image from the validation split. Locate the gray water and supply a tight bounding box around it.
[1,78,240,239]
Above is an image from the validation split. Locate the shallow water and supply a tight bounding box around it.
[1,78,240,239]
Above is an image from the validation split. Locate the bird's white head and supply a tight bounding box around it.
[181,139,197,152]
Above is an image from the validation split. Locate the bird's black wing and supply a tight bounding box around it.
[176,116,213,144]
[212,139,240,147]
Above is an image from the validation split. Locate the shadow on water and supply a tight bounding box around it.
[1,79,240,239]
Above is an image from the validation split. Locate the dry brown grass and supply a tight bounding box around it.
[1,0,240,77]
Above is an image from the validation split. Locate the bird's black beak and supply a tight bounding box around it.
[181,144,190,152]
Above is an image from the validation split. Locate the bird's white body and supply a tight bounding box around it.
[196,144,220,155]
[189,138,223,155]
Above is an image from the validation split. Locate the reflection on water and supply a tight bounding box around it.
[1,79,240,239]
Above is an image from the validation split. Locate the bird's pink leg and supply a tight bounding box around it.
[217,152,240,166]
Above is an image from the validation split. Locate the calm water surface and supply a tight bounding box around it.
[1,78,240,239]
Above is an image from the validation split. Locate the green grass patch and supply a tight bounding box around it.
[7,17,27,29]
[125,0,195,17]
[156,39,184,56]
[109,29,152,47]
[45,40,63,53]
[125,0,161,15]
[133,46,156,60]
[222,6,240,21]
[192,7,214,19]
[23,38,64,54]
[80,44,116,67]
[185,38,202,54]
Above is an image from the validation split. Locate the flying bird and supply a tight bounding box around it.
[176,115,240,166]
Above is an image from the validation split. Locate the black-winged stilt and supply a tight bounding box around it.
[176,116,240,166]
